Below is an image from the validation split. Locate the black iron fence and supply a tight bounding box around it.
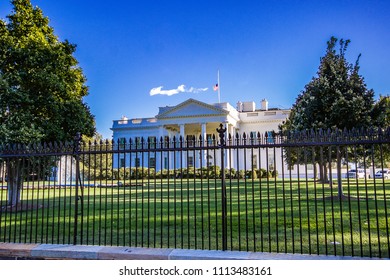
[1,125,390,258]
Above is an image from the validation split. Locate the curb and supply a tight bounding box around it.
[0,243,375,260]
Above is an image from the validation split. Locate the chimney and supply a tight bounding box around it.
[242,101,256,112]
[261,99,268,111]
[236,101,243,112]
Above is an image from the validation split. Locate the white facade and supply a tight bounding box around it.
[111,98,290,172]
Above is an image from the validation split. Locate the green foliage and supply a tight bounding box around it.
[280,37,379,184]
[257,168,266,178]
[0,0,95,205]
[83,165,278,181]
[281,36,375,132]
[372,95,390,128]
[0,0,95,144]
[156,169,175,179]
[225,168,236,179]
[246,169,258,179]
[238,170,246,179]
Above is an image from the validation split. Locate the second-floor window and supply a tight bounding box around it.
[148,136,156,148]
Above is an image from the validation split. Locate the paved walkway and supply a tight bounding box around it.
[0,242,375,260]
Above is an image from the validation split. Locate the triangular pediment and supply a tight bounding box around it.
[156,98,228,119]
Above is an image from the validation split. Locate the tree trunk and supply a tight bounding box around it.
[318,162,329,183]
[6,159,23,207]
[313,163,318,180]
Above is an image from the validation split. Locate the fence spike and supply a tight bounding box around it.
[167,136,171,148]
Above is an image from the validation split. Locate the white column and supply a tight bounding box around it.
[200,123,207,167]
[157,126,164,171]
[229,124,234,138]
[225,123,231,169]
[180,124,185,138]
[201,123,207,143]
[179,124,186,167]
[159,125,164,137]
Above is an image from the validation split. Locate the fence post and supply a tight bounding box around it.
[73,132,82,245]
[216,123,227,251]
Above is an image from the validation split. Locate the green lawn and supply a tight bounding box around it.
[1,178,389,258]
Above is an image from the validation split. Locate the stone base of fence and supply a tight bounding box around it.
[0,242,374,260]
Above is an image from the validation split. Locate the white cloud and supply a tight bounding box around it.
[187,87,208,93]
[150,85,208,96]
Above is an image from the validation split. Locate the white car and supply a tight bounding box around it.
[374,170,390,179]
[346,169,367,179]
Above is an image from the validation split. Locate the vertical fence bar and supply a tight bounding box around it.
[216,123,227,251]
[73,133,81,245]
[236,134,242,250]
[378,138,390,258]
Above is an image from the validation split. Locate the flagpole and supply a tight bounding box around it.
[217,69,220,103]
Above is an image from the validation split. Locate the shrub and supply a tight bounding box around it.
[225,168,236,179]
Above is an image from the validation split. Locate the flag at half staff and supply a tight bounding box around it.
[213,83,219,91]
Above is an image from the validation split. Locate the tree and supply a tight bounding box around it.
[0,0,95,207]
[372,95,390,128]
[282,37,374,132]
[280,36,375,198]
[372,95,390,167]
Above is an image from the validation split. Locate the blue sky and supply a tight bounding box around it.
[1,0,389,138]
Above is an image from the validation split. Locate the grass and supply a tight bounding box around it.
[1,177,389,258]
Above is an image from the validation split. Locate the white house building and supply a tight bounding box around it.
[111,98,290,173]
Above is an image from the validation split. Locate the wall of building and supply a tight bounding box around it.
[111,99,291,174]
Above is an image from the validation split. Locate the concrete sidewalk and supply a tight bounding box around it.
[0,242,375,260]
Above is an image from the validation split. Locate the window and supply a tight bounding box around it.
[135,157,140,168]
[207,155,213,167]
[149,157,156,169]
[266,131,275,144]
[164,136,170,148]
[118,137,126,149]
[187,135,196,147]
[268,154,275,171]
[188,156,194,167]
[148,136,156,148]
[135,137,142,149]
[207,134,214,146]
[250,131,257,140]
[252,155,258,169]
